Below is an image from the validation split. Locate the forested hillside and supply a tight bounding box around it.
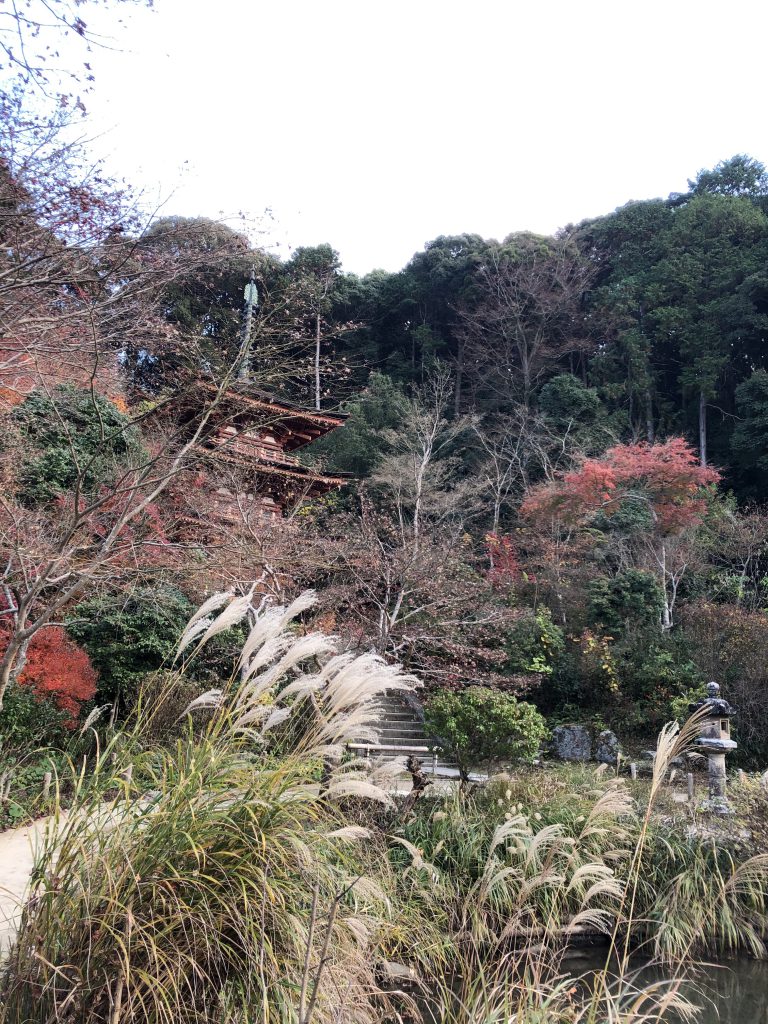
[106,154,768,757]
[316,155,768,493]
[3,134,768,770]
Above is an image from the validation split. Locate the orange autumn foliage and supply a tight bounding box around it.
[521,438,720,535]
[0,342,126,413]
[0,626,97,726]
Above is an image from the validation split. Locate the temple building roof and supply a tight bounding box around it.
[177,380,352,510]
[207,425,351,497]
[194,381,348,451]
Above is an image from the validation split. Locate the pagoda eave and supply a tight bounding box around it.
[207,449,350,492]
[193,381,348,451]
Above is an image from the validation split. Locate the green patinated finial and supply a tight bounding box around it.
[237,267,259,382]
[244,280,258,307]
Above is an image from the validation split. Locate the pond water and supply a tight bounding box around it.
[562,948,768,1023]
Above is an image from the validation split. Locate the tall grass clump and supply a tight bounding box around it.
[3,589,768,1024]
[0,591,426,1024]
[392,715,768,1023]
[638,831,768,962]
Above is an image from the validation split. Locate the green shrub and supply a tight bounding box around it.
[10,385,143,505]
[541,627,699,735]
[425,686,547,781]
[66,587,195,704]
[588,569,665,635]
[615,638,700,731]
[0,683,68,754]
[505,607,564,675]
[67,587,249,712]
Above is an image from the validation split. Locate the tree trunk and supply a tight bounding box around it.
[454,336,464,415]
[627,390,636,441]
[646,390,654,442]
[699,390,707,467]
[0,634,30,710]
[400,755,432,816]
[660,544,673,632]
[314,312,322,411]
[521,352,532,417]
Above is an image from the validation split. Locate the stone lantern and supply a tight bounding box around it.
[689,681,737,814]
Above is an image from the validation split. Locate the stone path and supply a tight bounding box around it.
[0,816,49,955]
[0,772,486,956]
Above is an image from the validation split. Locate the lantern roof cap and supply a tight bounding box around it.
[689,680,736,718]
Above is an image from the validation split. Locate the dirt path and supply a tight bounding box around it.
[0,817,49,955]
[0,777,462,956]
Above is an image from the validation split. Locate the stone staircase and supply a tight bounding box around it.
[348,690,458,776]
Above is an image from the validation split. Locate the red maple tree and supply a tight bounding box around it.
[485,532,523,589]
[0,626,97,725]
[521,438,720,534]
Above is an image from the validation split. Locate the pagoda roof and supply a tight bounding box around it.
[194,381,348,452]
[205,445,351,499]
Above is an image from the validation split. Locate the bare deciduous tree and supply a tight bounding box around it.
[371,366,477,551]
[456,235,594,415]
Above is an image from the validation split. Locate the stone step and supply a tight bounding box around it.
[377,726,429,739]
[349,691,454,773]
[349,746,457,773]
[373,707,423,718]
[376,741,436,749]
[377,717,425,726]
[376,720,429,734]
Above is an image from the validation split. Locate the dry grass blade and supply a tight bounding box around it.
[174,615,214,660]
[390,837,441,882]
[262,707,292,732]
[280,590,318,625]
[724,853,768,896]
[178,688,223,719]
[237,607,285,667]
[327,826,372,842]
[79,703,112,735]
[194,591,253,650]
[488,814,530,856]
[325,779,393,806]
[183,590,233,634]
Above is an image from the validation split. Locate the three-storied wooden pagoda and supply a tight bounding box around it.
[199,383,350,521]
[186,276,350,523]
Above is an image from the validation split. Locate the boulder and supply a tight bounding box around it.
[551,724,591,762]
[595,729,620,765]
[379,961,418,983]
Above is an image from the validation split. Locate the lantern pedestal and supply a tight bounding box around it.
[689,683,737,816]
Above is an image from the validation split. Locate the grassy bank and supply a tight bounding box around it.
[1,594,767,1024]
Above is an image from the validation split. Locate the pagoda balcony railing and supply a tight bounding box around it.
[208,430,301,468]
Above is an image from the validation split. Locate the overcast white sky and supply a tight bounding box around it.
[80,0,768,275]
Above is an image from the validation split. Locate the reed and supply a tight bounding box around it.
[0,592,424,1024]
[2,590,766,1023]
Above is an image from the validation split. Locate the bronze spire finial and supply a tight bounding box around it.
[237,267,259,382]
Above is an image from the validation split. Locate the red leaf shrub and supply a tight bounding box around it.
[0,626,97,726]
